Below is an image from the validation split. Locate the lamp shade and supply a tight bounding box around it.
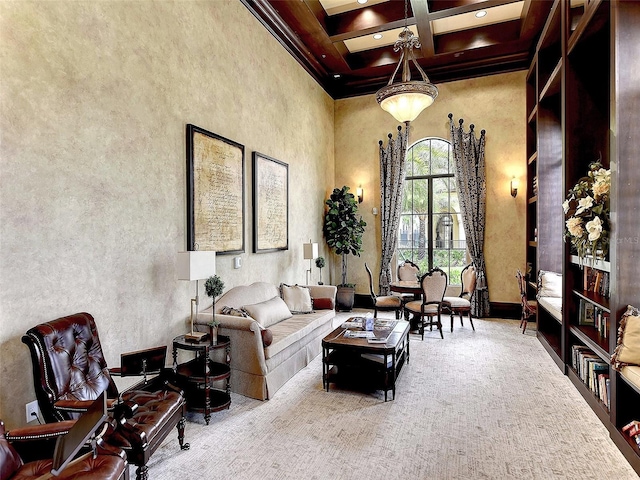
[177,251,216,280]
[303,243,318,260]
[378,86,436,123]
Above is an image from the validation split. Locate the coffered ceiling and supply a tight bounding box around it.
[241,0,552,99]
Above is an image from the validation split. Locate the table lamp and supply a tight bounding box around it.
[303,240,318,285]
[177,250,216,342]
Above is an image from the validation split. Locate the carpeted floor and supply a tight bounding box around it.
[144,311,638,479]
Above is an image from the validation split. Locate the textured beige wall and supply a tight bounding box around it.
[334,71,526,303]
[0,1,333,426]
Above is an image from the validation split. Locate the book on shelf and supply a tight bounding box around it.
[571,344,610,406]
[582,266,610,298]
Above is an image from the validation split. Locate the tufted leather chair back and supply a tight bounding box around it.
[22,312,118,422]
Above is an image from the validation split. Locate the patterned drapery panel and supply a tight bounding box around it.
[379,125,409,295]
[449,114,490,317]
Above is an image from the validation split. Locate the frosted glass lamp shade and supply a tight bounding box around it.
[378,84,437,123]
[177,251,216,280]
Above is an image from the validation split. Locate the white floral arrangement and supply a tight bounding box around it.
[563,161,611,261]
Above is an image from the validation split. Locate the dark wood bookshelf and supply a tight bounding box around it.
[526,0,640,474]
[567,367,610,424]
[569,325,609,362]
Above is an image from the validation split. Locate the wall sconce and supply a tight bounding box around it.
[356,186,364,204]
[510,177,519,198]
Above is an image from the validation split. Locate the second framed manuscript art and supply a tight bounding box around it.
[252,152,289,253]
[186,124,245,254]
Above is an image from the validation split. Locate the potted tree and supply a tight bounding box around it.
[323,186,366,311]
[315,256,326,285]
[204,275,225,344]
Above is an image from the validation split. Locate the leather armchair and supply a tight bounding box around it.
[1,417,128,480]
[22,312,188,480]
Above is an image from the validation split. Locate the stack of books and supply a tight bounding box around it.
[571,345,610,409]
[583,266,610,298]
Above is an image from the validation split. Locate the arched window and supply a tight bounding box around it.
[397,138,466,284]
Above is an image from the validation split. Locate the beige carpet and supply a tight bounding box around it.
[144,311,638,479]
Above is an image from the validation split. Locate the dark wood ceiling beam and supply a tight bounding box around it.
[519,0,553,40]
[329,19,410,42]
[435,19,520,53]
[265,0,350,73]
[348,20,522,69]
[241,0,331,88]
[326,2,411,39]
[411,0,435,58]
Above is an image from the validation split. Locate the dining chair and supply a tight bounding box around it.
[397,260,420,281]
[395,260,421,308]
[516,269,537,333]
[404,268,448,339]
[443,263,476,332]
[365,263,403,318]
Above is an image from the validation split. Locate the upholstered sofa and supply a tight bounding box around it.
[196,282,337,400]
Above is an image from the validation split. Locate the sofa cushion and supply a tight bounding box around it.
[243,296,292,328]
[312,297,335,310]
[537,270,562,298]
[621,365,640,391]
[265,310,333,360]
[280,284,313,313]
[612,305,640,370]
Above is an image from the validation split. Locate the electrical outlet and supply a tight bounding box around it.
[25,400,40,423]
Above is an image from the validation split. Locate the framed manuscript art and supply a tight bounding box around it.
[252,152,289,253]
[186,124,245,254]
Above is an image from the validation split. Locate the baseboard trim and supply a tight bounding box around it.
[489,302,521,319]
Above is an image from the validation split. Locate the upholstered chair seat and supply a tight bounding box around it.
[405,301,439,314]
[443,264,477,332]
[365,263,403,319]
[404,268,447,339]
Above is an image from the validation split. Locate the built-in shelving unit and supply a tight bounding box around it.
[526,0,640,474]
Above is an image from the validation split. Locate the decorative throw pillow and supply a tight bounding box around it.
[537,270,563,298]
[612,305,640,370]
[221,306,249,317]
[242,296,292,328]
[280,284,313,313]
[312,297,335,310]
[261,328,273,347]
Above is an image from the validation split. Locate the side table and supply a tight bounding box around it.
[172,335,231,425]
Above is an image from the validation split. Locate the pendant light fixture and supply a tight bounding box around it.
[376,0,438,124]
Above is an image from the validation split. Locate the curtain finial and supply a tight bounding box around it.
[470,124,475,131]
[459,118,464,125]
[379,140,383,146]
[448,113,453,119]
[397,125,402,132]
[481,129,486,136]
[388,133,393,139]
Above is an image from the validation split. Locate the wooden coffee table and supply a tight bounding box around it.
[322,318,410,401]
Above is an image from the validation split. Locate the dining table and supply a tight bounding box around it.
[389,281,422,325]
